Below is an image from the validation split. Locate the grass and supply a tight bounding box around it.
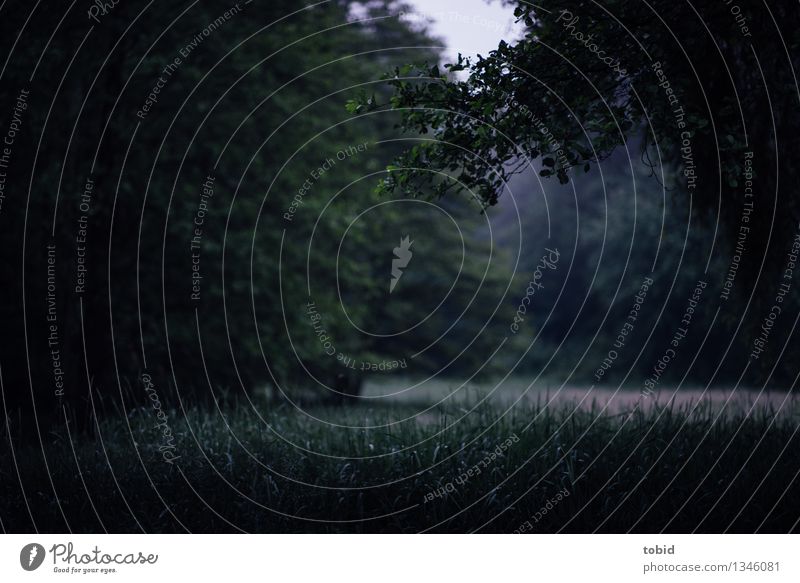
[2,383,799,533]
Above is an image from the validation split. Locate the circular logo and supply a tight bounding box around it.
[20,543,46,571]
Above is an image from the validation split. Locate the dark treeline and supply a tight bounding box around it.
[0,0,517,439]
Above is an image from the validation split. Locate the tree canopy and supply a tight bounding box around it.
[360,1,799,233]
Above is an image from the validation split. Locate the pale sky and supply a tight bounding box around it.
[400,0,524,65]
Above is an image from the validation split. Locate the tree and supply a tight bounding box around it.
[0,0,523,439]
[352,0,800,385]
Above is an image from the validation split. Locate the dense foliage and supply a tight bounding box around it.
[354,0,800,386]
[0,0,518,435]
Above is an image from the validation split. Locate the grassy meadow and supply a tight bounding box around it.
[3,380,799,533]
